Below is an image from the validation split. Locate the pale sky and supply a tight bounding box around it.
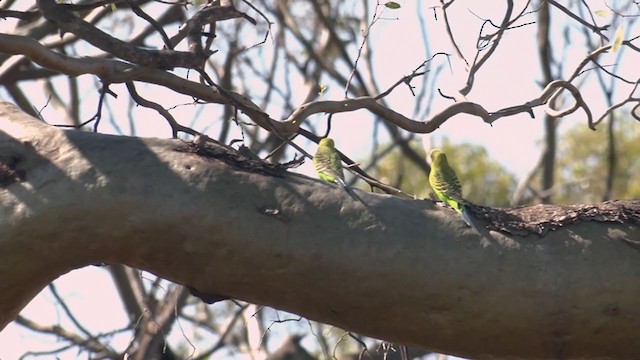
[0,0,636,359]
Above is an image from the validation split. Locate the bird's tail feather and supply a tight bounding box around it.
[336,178,369,207]
[460,206,482,234]
[460,206,472,227]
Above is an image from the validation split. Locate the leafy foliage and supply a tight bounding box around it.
[554,116,640,204]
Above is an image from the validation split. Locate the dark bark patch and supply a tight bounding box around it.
[176,140,304,177]
[0,156,25,187]
[468,200,640,236]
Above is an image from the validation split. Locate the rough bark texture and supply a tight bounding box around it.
[0,101,639,359]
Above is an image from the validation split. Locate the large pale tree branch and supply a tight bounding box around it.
[0,102,639,359]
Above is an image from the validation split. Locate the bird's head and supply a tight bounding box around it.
[319,137,335,148]
[429,148,447,164]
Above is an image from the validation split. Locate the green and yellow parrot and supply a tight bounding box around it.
[428,148,473,227]
[313,137,347,187]
[313,137,367,205]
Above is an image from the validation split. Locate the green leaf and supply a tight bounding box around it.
[611,24,624,52]
[385,1,401,9]
[594,9,611,17]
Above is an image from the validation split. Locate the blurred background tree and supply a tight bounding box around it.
[553,117,640,204]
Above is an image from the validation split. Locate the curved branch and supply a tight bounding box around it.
[0,30,621,141]
[0,33,296,136]
[544,80,594,128]
[35,0,206,70]
[286,97,492,133]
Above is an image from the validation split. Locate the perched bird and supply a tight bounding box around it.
[428,148,473,227]
[313,137,367,205]
[313,137,347,187]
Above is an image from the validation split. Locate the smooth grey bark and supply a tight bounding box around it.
[0,101,639,359]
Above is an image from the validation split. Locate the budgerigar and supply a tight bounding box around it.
[313,138,367,205]
[428,148,473,227]
[313,137,347,187]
